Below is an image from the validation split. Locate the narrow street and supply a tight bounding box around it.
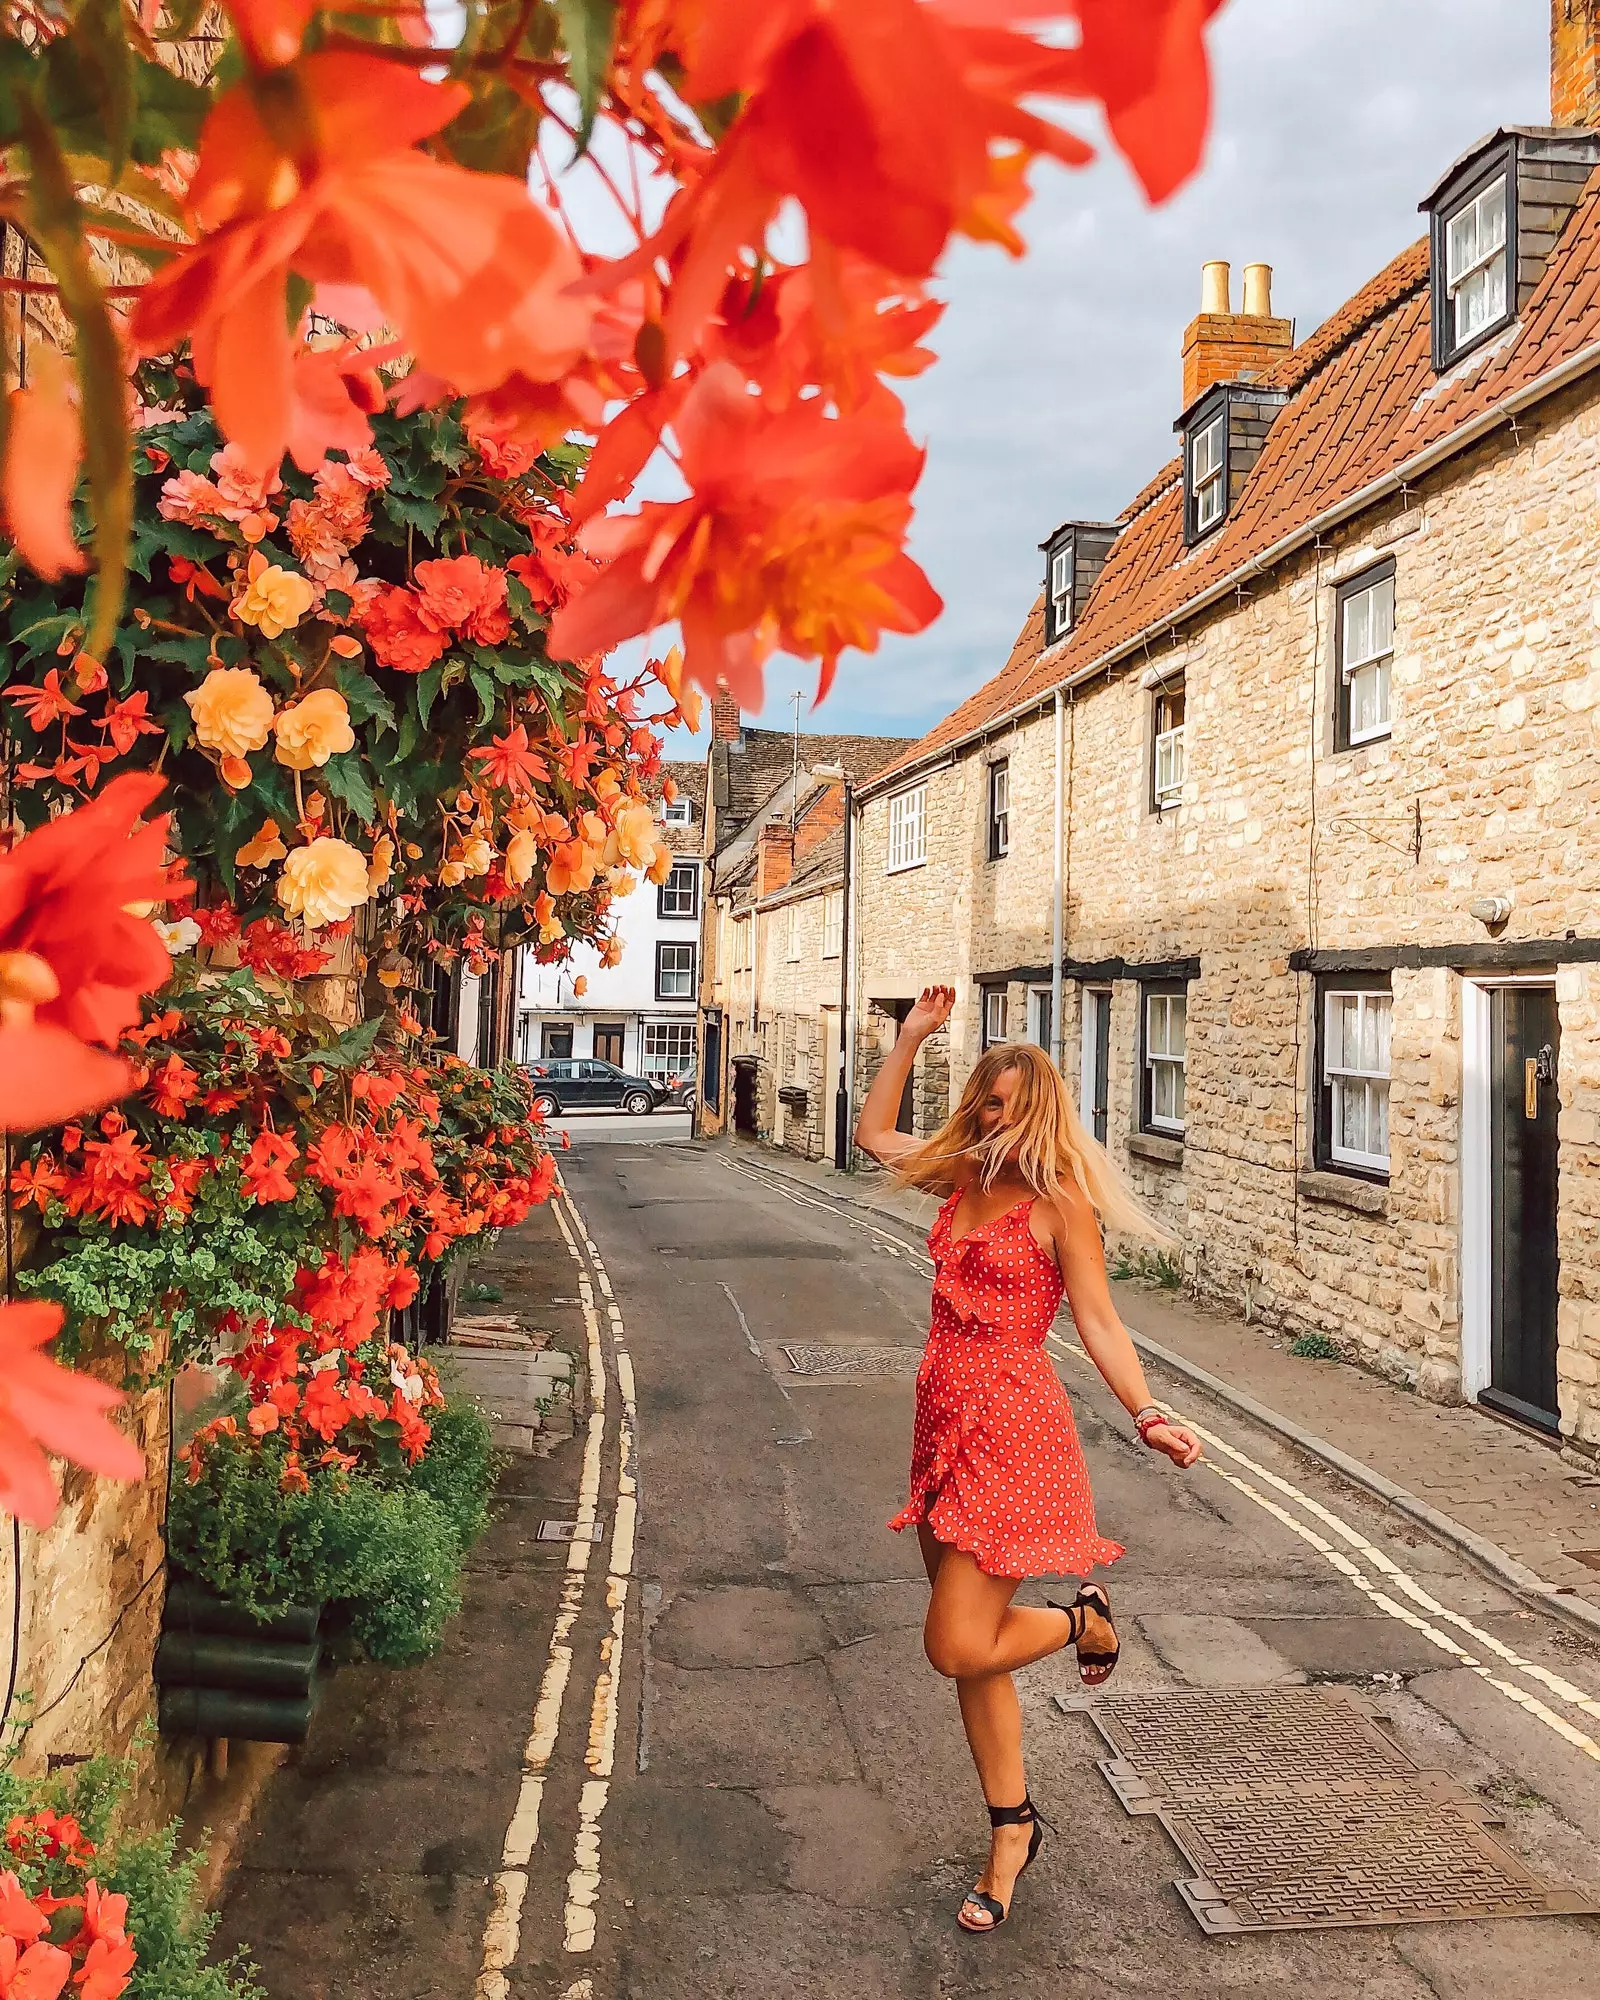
[216,1136,1600,1999]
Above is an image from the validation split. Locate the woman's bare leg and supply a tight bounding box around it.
[917,1534,1091,1929]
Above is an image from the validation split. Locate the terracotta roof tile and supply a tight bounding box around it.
[870,170,1600,792]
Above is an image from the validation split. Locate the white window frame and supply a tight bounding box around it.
[1445,174,1509,353]
[988,761,1010,859]
[657,940,695,1000]
[1339,569,1395,748]
[821,890,843,961]
[1191,412,1225,533]
[663,796,692,825]
[983,988,1009,1049]
[1144,990,1187,1136]
[1050,545,1073,637]
[642,1019,696,1083]
[1324,987,1392,1175]
[786,901,800,961]
[886,784,927,873]
[1153,685,1185,810]
[1031,987,1052,1053]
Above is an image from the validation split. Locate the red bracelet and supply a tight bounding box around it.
[1135,1409,1171,1446]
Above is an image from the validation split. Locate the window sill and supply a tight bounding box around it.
[1128,1132,1184,1166]
[1337,730,1392,755]
[885,859,927,876]
[1297,1169,1388,1217]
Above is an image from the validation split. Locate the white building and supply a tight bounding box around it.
[515,760,704,1093]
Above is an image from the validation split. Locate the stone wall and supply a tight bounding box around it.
[745,883,847,1160]
[852,374,1600,1457]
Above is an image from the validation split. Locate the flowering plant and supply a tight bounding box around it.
[12,965,553,1376]
[2,391,685,975]
[0,0,1223,712]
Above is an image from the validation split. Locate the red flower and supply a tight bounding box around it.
[413,555,511,643]
[192,903,241,947]
[148,1056,199,1120]
[360,587,449,676]
[60,1127,156,1229]
[130,52,592,473]
[468,725,548,798]
[0,1304,143,1527]
[241,1130,298,1204]
[0,775,184,1133]
[0,1933,71,2000]
[550,363,939,707]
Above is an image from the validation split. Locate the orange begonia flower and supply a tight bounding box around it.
[0,775,182,1133]
[0,1302,144,1527]
[0,349,86,584]
[550,363,940,708]
[131,53,593,473]
[236,818,288,870]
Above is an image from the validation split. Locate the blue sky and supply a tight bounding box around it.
[654,0,1549,754]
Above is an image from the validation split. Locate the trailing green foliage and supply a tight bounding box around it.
[1108,1245,1184,1290]
[17,1216,304,1373]
[167,1393,497,1666]
[0,1753,265,2000]
[1288,1332,1342,1361]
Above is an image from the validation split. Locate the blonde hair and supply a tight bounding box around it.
[896,1042,1171,1244]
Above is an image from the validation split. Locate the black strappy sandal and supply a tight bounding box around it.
[1047,1582,1120,1687]
[956,1796,1050,1933]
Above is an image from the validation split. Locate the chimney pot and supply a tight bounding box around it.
[1243,263,1273,317]
[1200,260,1231,314]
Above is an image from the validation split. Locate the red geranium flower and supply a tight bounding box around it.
[241,1130,298,1204]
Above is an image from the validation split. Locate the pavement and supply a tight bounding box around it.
[211,1134,1600,2000]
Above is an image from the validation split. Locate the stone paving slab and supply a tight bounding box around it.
[736,1144,1600,1625]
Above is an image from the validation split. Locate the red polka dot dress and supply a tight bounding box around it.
[888,1190,1124,1580]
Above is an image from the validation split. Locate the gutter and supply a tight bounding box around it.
[858,332,1600,803]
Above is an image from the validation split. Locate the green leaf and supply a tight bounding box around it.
[315,1015,384,1071]
[556,0,617,153]
[382,487,446,539]
[321,751,377,824]
[442,77,539,177]
[129,47,211,161]
[70,0,136,180]
[469,666,497,725]
[335,669,396,733]
[416,663,446,730]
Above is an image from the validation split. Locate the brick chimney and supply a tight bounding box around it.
[756,821,793,895]
[711,683,742,743]
[1181,261,1294,409]
[794,769,846,865]
[1553,1,1600,126]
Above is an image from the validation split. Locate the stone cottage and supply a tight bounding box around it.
[696,694,911,1151]
[851,12,1600,1465]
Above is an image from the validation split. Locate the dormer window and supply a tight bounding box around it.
[664,796,692,825]
[1190,412,1225,535]
[1049,546,1073,637]
[1424,128,1600,375]
[1040,521,1117,645]
[1444,171,1509,357]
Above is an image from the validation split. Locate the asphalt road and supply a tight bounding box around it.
[543,1109,692,1146]
[214,1138,1600,2000]
[521,1140,1600,1999]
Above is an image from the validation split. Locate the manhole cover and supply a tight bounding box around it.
[778,1344,923,1381]
[1064,1687,1596,1933]
[537,1519,605,1542]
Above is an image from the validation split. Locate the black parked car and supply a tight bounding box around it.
[526,1058,669,1116]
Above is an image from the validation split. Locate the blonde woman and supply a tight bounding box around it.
[855,985,1201,1935]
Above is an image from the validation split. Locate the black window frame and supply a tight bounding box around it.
[655,939,697,1001]
[1313,971,1394,1184]
[1429,141,1516,374]
[1182,388,1230,545]
[1149,680,1186,815]
[657,859,700,921]
[1138,978,1189,1139]
[987,759,1010,860]
[1044,531,1075,644]
[1333,557,1396,753]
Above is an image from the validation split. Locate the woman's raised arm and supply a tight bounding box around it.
[854,984,955,1167]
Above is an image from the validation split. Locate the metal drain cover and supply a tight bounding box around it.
[537,1519,604,1542]
[778,1343,923,1381]
[1063,1687,1597,1933]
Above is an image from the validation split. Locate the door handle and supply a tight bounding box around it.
[1525,1058,1538,1119]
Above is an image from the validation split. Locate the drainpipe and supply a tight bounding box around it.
[1050,687,1065,1071]
[841,787,862,1168]
[835,778,855,1167]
